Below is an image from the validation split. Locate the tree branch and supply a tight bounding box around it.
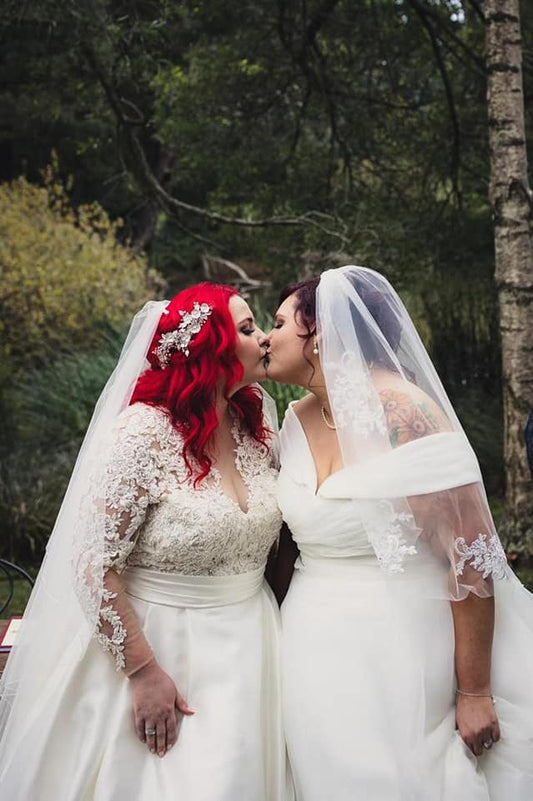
[304,0,342,47]
[84,45,350,247]
[406,0,462,201]
[465,0,486,24]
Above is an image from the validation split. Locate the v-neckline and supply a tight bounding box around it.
[288,403,349,496]
[209,417,253,515]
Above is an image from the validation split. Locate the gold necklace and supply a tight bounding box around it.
[320,406,336,430]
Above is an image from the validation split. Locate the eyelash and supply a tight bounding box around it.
[241,327,256,336]
[273,323,282,329]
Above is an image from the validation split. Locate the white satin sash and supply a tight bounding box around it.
[123,565,265,608]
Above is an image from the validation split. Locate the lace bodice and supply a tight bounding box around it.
[102,403,281,576]
[94,402,281,670]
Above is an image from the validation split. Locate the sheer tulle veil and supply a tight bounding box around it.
[0,300,167,762]
[316,265,509,599]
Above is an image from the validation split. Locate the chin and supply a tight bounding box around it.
[242,367,269,385]
[265,363,292,384]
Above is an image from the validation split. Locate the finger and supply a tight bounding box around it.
[175,692,195,716]
[491,720,501,743]
[166,713,178,750]
[156,720,167,757]
[135,715,147,743]
[145,722,157,753]
[469,737,483,757]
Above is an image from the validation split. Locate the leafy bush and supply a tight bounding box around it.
[0,168,162,365]
[0,333,124,562]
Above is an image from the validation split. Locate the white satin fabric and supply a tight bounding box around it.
[279,405,533,800]
[1,570,286,801]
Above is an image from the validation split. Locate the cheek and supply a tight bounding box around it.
[237,337,258,365]
[276,329,300,356]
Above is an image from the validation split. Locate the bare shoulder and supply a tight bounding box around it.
[374,374,452,447]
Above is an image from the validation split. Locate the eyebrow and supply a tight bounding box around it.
[238,316,254,325]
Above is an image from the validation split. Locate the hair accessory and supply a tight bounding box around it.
[154,302,213,366]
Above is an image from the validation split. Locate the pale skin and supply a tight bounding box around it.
[265,293,500,757]
[121,296,269,756]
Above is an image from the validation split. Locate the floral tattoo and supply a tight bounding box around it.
[379,389,442,447]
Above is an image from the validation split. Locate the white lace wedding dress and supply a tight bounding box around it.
[278,404,533,801]
[1,403,285,801]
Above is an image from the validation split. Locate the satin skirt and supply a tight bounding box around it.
[1,567,287,801]
[281,556,533,801]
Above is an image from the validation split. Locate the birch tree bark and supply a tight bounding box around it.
[485,0,533,535]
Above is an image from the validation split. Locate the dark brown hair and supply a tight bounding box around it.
[278,273,402,364]
[278,278,320,342]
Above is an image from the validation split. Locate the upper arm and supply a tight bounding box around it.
[378,386,452,448]
[100,405,169,571]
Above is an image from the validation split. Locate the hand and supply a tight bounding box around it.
[129,661,195,757]
[455,694,500,756]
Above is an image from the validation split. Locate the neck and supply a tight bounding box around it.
[307,386,332,417]
[215,392,230,421]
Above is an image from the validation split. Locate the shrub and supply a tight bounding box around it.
[0,168,162,365]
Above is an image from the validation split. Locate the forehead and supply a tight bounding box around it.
[275,294,298,318]
[228,294,252,321]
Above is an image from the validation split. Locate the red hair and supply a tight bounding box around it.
[130,283,269,483]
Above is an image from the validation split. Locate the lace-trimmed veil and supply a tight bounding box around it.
[317,266,508,599]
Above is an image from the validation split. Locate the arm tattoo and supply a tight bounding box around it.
[379,389,442,448]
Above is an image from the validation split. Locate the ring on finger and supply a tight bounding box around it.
[145,727,156,736]
[482,740,492,750]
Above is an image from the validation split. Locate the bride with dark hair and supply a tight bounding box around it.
[0,283,288,801]
[267,265,533,801]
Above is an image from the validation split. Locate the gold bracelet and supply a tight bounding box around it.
[456,689,494,700]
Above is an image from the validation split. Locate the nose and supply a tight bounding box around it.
[258,330,270,349]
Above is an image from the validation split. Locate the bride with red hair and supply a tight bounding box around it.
[0,283,288,801]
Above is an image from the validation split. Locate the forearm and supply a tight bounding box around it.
[97,569,155,676]
[450,594,495,693]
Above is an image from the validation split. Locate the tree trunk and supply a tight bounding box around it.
[132,144,175,254]
[486,0,533,535]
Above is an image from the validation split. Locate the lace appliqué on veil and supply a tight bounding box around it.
[327,351,387,436]
[365,500,418,574]
[454,532,507,580]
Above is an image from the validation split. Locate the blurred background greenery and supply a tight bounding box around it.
[1,1,532,595]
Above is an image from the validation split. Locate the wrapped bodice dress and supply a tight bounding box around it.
[278,403,533,801]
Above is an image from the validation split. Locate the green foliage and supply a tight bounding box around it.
[0,170,161,365]
[0,333,124,562]
[260,379,306,426]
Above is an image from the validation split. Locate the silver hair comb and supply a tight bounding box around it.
[154,301,213,367]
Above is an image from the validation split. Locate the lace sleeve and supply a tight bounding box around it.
[101,403,169,572]
[95,403,170,671]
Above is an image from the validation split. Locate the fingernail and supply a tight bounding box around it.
[158,751,165,758]
[150,748,156,754]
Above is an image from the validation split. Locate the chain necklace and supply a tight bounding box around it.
[320,406,337,430]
